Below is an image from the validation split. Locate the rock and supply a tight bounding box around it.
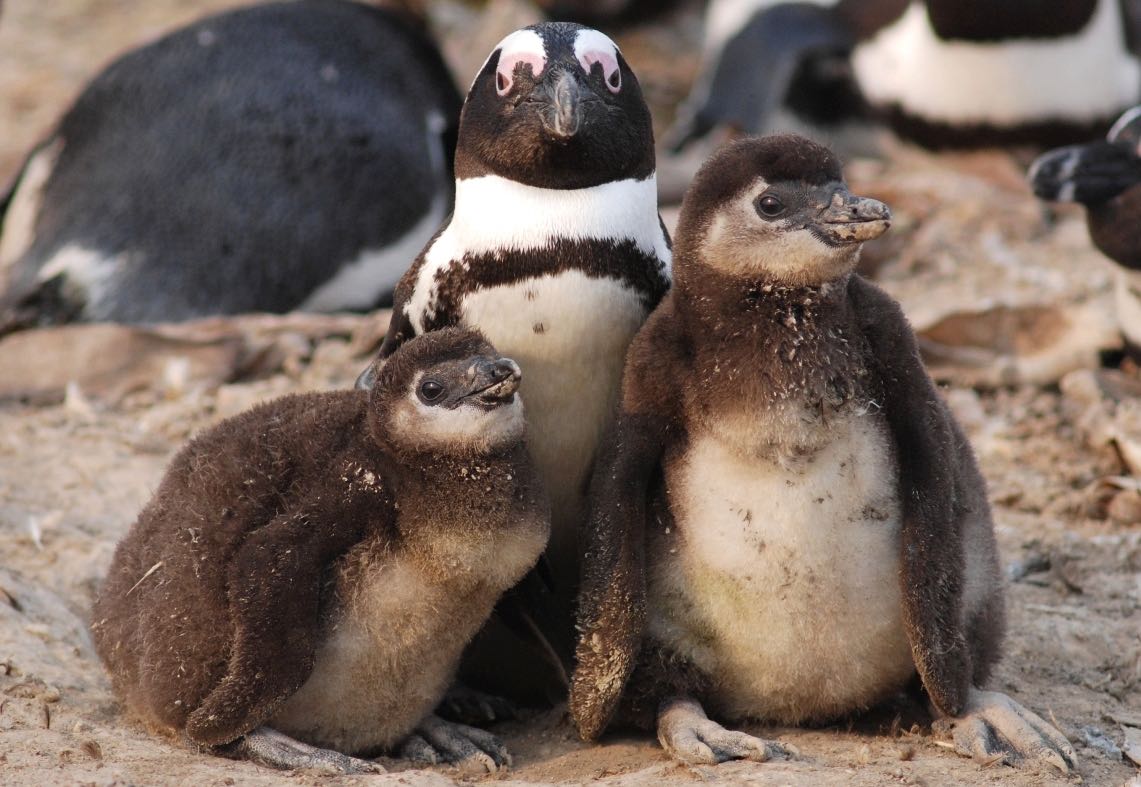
[0,311,384,406]
[0,323,241,405]
[1081,725,1122,759]
[918,302,1119,388]
[1061,369,1141,475]
[1124,726,1141,767]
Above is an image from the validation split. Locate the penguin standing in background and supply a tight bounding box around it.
[571,135,1077,774]
[671,0,1141,150]
[1030,106,1141,356]
[0,0,461,332]
[359,22,671,701]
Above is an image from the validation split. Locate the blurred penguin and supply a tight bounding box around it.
[1030,105,1141,356]
[670,0,1141,151]
[0,0,461,333]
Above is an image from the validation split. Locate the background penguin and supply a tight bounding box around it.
[0,0,461,333]
[91,327,549,774]
[671,0,1141,150]
[570,135,1078,774]
[360,21,671,701]
[1030,105,1141,357]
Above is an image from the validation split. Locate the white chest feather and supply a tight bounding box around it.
[650,413,916,723]
[852,0,1140,125]
[462,272,648,575]
[401,173,669,577]
[404,173,670,336]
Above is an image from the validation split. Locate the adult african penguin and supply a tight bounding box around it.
[0,0,460,332]
[571,135,1077,774]
[358,21,671,699]
[1030,105,1141,358]
[671,0,1141,150]
[92,327,549,774]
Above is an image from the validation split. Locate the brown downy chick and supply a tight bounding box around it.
[571,135,1077,774]
[92,327,549,774]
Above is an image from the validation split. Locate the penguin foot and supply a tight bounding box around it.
[217,726,384,774]
[657,697,793,765]
[399,714,511,774]
[437,682,519,725]
[933,689,1077,774]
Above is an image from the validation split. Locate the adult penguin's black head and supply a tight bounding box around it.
[454,22,655,189]
[1029,107,1141,207]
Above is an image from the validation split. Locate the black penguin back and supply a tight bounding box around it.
[1,0,462,326]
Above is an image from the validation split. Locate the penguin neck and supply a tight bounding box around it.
[677,267,853,335]
[382,444,548,587]
[676,269,873,412]
[442,173,670,260]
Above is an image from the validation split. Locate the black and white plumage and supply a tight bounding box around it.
[362,22,671,698]
[0,0,461,331]
[571,135,1077,774]
[672,0,1141,150]
[1030,105,1141,354]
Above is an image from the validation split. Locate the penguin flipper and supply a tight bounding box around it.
[1028,139,1141,205]
[667,3,855,151]
[185,503,375,746]
[569,308,681,741]
[569,409,660,740]
[848,276,977,718]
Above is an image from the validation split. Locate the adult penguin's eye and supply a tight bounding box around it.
[419,380,444,402]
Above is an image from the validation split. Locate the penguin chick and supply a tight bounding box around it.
[91,327,549,774]
[0,0,461,332]
[571,135,1078,774]
[358,22,671,700]
[672,0,1141,150]
[1030,105,1141,356]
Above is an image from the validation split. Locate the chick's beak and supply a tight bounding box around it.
[468,357,522,403]
[814,189,891,244]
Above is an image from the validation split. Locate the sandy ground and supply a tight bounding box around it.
[1,1,1140,785]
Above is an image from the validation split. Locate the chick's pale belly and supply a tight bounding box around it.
[460,272,648,583]
[270,561,500,754]
[649,414,916,723]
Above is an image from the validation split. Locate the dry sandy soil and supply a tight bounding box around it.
[1,1,1140,786]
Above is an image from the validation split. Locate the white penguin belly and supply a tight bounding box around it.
[460,270,648,583]
[650,413,916,724]
[270,560,499,754]
[852,0,1140,126]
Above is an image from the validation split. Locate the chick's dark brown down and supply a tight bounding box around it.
[92,327,549,774]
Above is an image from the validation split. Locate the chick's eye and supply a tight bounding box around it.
[756,194,785,218]
[419,380,444,402]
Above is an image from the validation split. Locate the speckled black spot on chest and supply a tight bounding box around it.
[423,238,669,331]
[700,281,876,411]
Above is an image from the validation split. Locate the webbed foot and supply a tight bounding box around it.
[399,714,511,774]
[657,697,793,765]
[437,682,518,725]
[217,726,384,774]
[933,689,1076,773]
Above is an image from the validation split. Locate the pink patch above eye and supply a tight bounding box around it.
[496,52,545,96]
[578,50,621,93]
